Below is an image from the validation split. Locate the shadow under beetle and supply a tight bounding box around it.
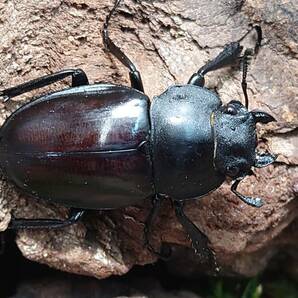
[0,0,276,259]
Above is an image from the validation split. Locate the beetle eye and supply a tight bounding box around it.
[226,166,239,177]
[225,105,237,115]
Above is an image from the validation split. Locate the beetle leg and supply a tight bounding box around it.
[0,69,89,102]
[188,25,262,89]
[7,208,85,230]
[174,200,213,260]
[102,0,144,92]
[144,195,171,259]
[188,42,243,87]
[231,179,264,207]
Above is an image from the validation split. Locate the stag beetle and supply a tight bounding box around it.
[0,0,276,259]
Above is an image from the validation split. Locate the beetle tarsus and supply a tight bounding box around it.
[8,208,85,230]
[0,90,9,101]
[231,179,264,207]
[0,91,9,102]
[3,95,10,102]
[102,0,144,92]
[174,200,213,261]
[0,69,89,101]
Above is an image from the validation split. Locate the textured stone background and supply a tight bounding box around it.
[0,0,297,278]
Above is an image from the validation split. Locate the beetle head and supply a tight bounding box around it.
[213,100,276,179]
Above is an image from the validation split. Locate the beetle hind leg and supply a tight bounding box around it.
[144,195,172,259]
[7,208,85,230]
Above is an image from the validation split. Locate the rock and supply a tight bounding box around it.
[0,0,297,278]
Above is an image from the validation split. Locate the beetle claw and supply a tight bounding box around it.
[3,96,10,102]
[239,195,264,207]
[190,239,213,261]
[251,197,264,208]
[0,91,10,102]
[255,152,276,168]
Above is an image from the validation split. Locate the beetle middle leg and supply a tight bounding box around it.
[0,69,89,102]
[102,0,144,92]
[144,194,171,259]
[7,208,85,230]
[174,200,213,260]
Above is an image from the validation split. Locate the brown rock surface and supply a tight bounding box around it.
[0,0,297,278]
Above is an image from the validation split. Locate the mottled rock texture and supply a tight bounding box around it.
[0,0,297,278]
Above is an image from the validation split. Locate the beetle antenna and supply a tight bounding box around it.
[241,49,252,108]
[237,25,262,109]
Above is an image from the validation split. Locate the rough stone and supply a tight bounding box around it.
[0,0,297,278]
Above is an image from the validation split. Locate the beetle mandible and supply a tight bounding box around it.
[0,0,276,259]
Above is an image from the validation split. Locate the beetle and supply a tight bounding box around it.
[0,0,276,259]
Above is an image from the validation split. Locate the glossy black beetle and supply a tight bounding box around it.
[0,0,276,258]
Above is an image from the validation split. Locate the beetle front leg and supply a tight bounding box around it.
[7,208,85,230]
[231,179,264,207]
[188,42,243,87]
[102,0,144,92]
[188,25,262,90]
[0,69,89,102]
[174,200,213,260]
[144,195,171,259]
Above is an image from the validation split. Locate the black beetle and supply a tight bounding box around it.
[0,0,276,259]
